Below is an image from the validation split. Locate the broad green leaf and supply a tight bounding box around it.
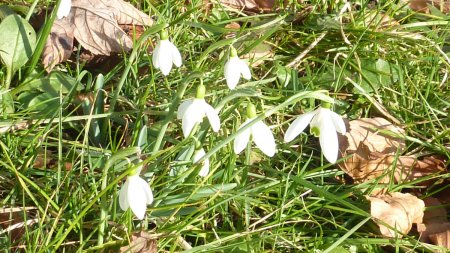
[0,89,14,114]
[0,14,36,74]
[14,71,81,95]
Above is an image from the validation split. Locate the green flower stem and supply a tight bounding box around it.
[97,147,141,246]
[108,23,166,113]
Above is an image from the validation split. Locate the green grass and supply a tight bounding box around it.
[0,0,449,252]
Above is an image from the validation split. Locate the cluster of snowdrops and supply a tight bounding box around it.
[56,0,347,220]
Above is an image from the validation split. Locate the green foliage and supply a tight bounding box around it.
[0,0,448,252]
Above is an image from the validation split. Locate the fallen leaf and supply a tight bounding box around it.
[339,117,405,155]
[241,43,274,67]
[43,0,153,71]
[409,0,450,13]
[417,197,450,252]
[120,231,158,253]
[338,118,445,189]
[429,230,450,252]
[368,192,425,238]
[0,207,37,243]
[219,0,275,13]
[42,17,74,71]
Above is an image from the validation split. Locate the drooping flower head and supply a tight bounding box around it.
[57,0,72,19]
[234,103,276,157]
[284,102,346,163]
[224,46,251,89]
[152,30,182,76]
[119,168,153,220]
[192,147,210,177]
[177,83,220,138]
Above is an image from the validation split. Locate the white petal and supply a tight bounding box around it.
[329,110,346,134]
[318,116,339,163]
[224,57,241,89]
[198,158,210,177]
[141,181,154,205]
[251,121,276,157]
[169,41,182,67]
[152,42,161,69]
[284,111,316,143]
[118,178,130,211]
[233,119,251,154]
[157,40,174,76]
[181,100,203,137]
[57,0,71,19]
[127,177,148,220]
[193,148,210,177]
[203,102,220,132]
[237,58,251,80]
[177,100,193,120]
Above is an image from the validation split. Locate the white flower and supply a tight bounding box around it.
[193,148,210,177]
[224,47,251,89]
[177,98,220,138]
[119,174,153,220]
[57,0,71,19]
[152,39,182,76]
[284,107,346,163]
[234,117,276,157]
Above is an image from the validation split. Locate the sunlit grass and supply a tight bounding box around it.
[0,0,449,252]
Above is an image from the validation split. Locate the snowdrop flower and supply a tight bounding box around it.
[57,0,71,19]
[152,30,182,76]
[224,47,251,89]
[119,172,153,220]
[193,148,210,177]
[284,103,346,163]
[177,84,220,137]
[234,103,276,157]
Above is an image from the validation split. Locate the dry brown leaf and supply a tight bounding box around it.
[417,197,450,252]
[368,192,425,238]
[409,0,450,13]
[42,17,74,71]
[0,207,37,242]
[120,231,157,253]
[43,0,153,71]
[429,230,450,252]
[219,0,275,13]
[339,117,405,155]
[241,43,274,67]
[338,118,445,189]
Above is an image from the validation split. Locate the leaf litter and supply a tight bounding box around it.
[42,0,153,71]
[337,117,447,244]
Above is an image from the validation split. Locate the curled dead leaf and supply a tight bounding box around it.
[0,207,37,243]
[219,0,275,13]
[429,230,450,252]
[338,118,445,190]
[120,231,158,253]
[241,43,274,67]
[417,197,450,253]
[43,0,153,71]
[409,0,450,13]
[368,192,424,238]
